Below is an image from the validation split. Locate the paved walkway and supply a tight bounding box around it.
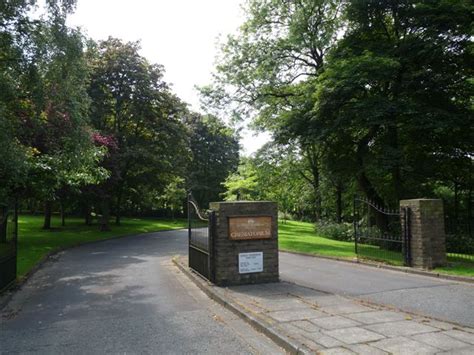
[280,252,474,327]
[0,230,281,354]
[197,276,474,354]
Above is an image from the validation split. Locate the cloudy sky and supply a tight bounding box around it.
[66,0,270,155]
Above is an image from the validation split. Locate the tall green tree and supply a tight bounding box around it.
[202,0,345,220]
[0,0,106,230]
[87,38,189,228]
[186,113,239,207]
[315,0,473,207]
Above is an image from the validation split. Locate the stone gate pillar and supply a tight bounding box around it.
[400,199,447,269]
[209,201,279,286]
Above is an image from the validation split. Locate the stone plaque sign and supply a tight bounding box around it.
[229,216,272,240]
[239,252,263,274]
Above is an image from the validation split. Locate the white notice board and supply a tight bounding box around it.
[239,252,263,274]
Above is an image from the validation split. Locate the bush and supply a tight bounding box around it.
[315,221,353,241]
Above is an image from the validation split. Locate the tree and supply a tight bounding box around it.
[222,158,260,201]
[87,38,190,228]
[253,143,314,220]
[315,0,473,208]
[213,0,473,224]
[202,0,344,220]
[0,0,107,230]
[186,114,239,207]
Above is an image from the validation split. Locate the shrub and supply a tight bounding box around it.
[315,221,353,241]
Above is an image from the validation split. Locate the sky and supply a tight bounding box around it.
[66,0,271,155]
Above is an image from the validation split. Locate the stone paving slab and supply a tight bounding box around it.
[412,332,472,351]
[176,259,474,354]
[310,316,362,330]
[268,308,327,322]
[365,320,439,337]
[221,282,474,354]
[344,310,407,324]
[371,336,441,354]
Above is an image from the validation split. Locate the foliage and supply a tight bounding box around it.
[1,5,241,231]
[315,221,353,242]
[222,158,260,201]
[213,0,473,227]
[159,177,187,218]
[186,114,239,207]
[86,38,190,225]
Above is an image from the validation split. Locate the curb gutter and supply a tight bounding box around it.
[172,257,312,355]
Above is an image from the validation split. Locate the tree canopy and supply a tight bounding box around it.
[208,0,473,223]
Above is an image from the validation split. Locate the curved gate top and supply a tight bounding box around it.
[353,196,411,266]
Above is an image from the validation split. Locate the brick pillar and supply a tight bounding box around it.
[209,201,279,286]
[400,199,447,269]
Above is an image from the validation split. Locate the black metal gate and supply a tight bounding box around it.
[445,216,474,265]
[354,197,411,266]
[188,193,214,281]
[0,202,18,291]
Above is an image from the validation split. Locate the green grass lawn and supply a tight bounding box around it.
[279,220,357,259]
[278,220,474,277]
[16,215,187,278]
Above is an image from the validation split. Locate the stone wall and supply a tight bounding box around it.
[400,199,446,269]
[209,201,279,286]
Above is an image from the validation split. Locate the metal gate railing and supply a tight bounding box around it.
[188,193,214,281]
[445,216,473,265]
[0,202,18,291]
[354,196,411,266]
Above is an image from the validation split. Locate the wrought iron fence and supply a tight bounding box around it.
[353,196,411,266]
[0,202,18,291]
[445,217,473,264]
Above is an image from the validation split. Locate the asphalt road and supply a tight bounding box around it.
[2,228,473,354]
[0,230,282,354]
[280,252,474,327]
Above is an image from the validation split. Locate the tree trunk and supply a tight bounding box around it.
[115,189,122,225]
[468,186,472,236]
[60,200,65,227]
[302,144,321,221]
[0,206,8,243]
[335,185,342,224]
[100,199,111,232]
[84,204,92,225]
[43,201,52,230]
[454,182,459,221]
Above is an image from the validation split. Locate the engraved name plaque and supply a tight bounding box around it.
[229,216,272,240]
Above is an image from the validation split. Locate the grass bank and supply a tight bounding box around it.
[16,215,187,278]
[278,220,474,277]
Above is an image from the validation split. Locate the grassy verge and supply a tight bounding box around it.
[278,220,474,277]
[17,215,187,278]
